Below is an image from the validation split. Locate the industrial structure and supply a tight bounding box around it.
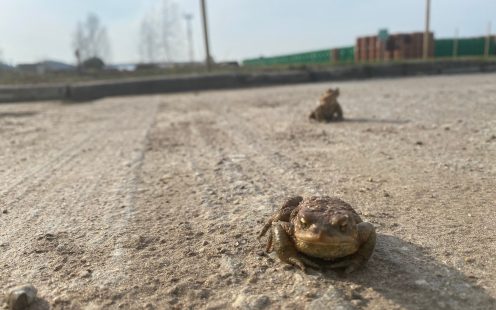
[243,32,496,67]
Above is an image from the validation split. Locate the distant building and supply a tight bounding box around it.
[16,63,40,74]
[16,60,76,74]
[107,63,137,71]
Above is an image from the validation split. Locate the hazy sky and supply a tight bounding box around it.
[0,0,495,65]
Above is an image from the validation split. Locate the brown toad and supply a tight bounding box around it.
[309,88,344,122]
[259,196,375,273]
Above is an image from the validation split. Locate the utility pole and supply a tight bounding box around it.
[200,0,212,71]
[453,28,459,58]
[183,14,194,63]
[75,49,82,75]
[423,0,431,59]
[484,21,492,58]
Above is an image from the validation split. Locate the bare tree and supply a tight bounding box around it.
[73,13,111,62]
[158,0,181,62]
[138,0,184,63]
[139,13,159,63]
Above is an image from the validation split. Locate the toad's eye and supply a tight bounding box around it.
[340,222,347,232]
[300,217,309,228]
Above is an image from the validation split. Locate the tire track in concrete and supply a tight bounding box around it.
[0,101,138,206]
[149,104,355,308]
[0,134,95,202]
[215,107,329,210]
[0,104,138,240]
[0,98,160,301]
[93,99,159,290]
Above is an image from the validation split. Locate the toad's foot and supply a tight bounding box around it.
[272,222,320,272]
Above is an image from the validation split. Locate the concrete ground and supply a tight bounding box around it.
[1,73,495,309]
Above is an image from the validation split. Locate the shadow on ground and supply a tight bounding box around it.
[30,298,50,310]
[326,234,495,310]
[342,118,410,125]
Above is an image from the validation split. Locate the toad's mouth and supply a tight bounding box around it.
[297,239,353,246]
[294,233,357,246]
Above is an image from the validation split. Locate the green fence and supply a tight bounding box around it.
[243,49,332,66]
[338,47,355,63]
[243,47,355,66]
[243,36,495,67]
[435,37,496,58]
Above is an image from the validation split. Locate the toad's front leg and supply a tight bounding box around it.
[271,222,320,272]
[326,222,376,273]
[258,196,303,241]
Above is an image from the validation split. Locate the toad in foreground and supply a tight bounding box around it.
[259,196,376,273]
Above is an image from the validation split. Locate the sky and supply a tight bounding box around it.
[0,0,495,65]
